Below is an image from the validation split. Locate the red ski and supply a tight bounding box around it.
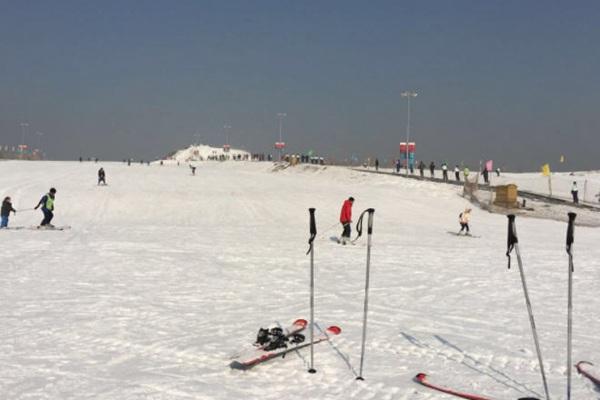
[576,361,600,387]
[230,325,341,370]
[415,373,492,400]
[415,373,541,400]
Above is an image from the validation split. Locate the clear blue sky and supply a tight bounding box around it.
[1,1,599,170]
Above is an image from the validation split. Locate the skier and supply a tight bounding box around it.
[395,159,401,173]
[571,181,579,204]
[418,161,425,178]
[339,196,354,245]
[458,208,472,235]
[190,165,197,175]
[495,167,501,177]
[441,162,448,182]
[463,167,470,180]
[375,158,379,171]
[454,165,460,181]
[482,167,489,184]
[97,168,106,185]
[1,196,16,228]
[34,188,56,227]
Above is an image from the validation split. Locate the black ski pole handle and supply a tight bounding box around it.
[566,212,576,257]
[367,208,375,235]
[506,214,518,269]
[307,208,317,255]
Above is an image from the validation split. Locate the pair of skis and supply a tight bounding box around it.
[229,319,341,371]
[416,362,600,400]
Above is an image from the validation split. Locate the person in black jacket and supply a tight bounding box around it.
[34,188,56,227]
[1,196,16,228]
[98,168,106,185]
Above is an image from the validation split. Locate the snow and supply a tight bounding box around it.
[1,160,599,399]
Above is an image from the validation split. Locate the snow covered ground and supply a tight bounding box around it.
[1,160,599,399]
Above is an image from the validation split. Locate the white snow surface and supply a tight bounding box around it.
[1,160,599,400]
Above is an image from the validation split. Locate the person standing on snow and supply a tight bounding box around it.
[441,162,448,182]
[454,165,461,181]
[429,161,435,178]
[418,161,425,178]
[98,168,106,185]
[458,208,472,235]
[375,158,379,171]
[339,196,354,245]
[571,181,579,204]
[1,196,16,228]
[34,188,56,227]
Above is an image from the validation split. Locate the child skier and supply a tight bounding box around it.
[98,168,106,185]
[34,188,56,227]
[458,208,472,235]
[339,197,354,245]
[1,196,16,228]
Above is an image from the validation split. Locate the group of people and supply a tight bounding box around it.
[336,196,473,243]
[1,188,57,229]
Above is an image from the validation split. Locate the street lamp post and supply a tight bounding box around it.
[20,122,29,146]
[277,113,286,161]
[400,91,417,175]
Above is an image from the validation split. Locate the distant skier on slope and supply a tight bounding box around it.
[339,196,354,245]
[190,165,197,175]
[458,208,472,235]
[1,196,16,228]
[98,168,106,185]
[34,188,57,227]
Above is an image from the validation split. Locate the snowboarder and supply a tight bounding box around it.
[339,197,354,245]
[571,182,579,204]
[34,188,56,227]
[441,162,448,182]
[458,208,472,235]
[97,168,106,185]
[454,165,460,181]
[1,196,16,228]
[429,161,435,178]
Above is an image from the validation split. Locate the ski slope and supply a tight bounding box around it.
[1,160,599,400]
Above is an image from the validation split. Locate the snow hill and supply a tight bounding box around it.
[161,144,251,163]
[1,160,599,399]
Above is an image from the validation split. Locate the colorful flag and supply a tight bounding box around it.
[485,160,493,171]
[541,164,551,177]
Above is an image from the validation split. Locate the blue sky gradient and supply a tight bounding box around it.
[1,1,599,170]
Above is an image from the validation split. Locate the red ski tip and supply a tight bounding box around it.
[326,326,342,335]
[293,319,308,328]
[415,373,427,382]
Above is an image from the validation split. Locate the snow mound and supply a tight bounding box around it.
[160,144,251,163]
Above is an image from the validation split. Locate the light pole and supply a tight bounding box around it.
[277,112,286,161]
[35,131,44,157]
[20,122,29,146]
[401,91,417,175]
[223,124,231,146]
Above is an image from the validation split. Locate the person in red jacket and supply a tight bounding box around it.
[339,196,354,244]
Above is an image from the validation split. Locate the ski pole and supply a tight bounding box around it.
[356,208,375,381]
[566,212,576,400]
[307,208,317,374]
[506,214,551,400]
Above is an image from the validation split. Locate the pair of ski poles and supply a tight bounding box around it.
[506,212,577,400]
[306,208,375,380]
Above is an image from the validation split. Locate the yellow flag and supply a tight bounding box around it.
[560,155,565,163]
[541,164,551,176]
